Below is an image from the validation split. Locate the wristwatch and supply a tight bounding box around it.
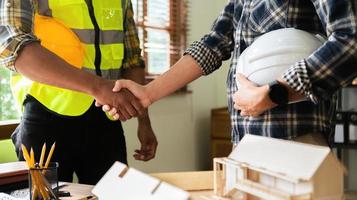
[268,81,288,106]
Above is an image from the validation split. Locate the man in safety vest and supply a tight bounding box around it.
[0,0,157,184]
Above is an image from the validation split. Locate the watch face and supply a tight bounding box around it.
[269,82,288,105]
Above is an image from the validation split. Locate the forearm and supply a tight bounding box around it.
[14,42,103,96]
[146,55,203,103]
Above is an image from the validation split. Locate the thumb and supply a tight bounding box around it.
[112,80,126,92]
[236,73,254,86]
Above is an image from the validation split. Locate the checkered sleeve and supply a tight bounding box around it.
[283,60,318,103]
[0,0,38,71]
[184,0,240,75]
[184,41,221,75]
[122,0,145,70]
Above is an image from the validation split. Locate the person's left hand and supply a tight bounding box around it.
[234,73,276,117]
[134,120,158,161]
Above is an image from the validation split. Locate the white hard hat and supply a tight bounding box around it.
[236,28,325,88]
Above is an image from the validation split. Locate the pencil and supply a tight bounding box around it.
[45,142,56,168]
[21,145,44,199]
[30,148,35,166]
[21,144,32,167]
[22,144,50,200]
[39,143,46,168]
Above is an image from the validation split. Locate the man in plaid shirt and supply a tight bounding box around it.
[108,0,357,146]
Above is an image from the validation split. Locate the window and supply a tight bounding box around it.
[0,68,20,139]
[0,68,20,121]
[131,0,188,77]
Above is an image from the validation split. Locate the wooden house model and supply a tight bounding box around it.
[213,134,345,200]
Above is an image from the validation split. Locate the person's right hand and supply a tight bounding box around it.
[93,79,144,121]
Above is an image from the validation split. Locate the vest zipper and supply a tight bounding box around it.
[85,0,102,76]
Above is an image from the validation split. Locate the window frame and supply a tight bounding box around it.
[133,0,188,80]
[0,120,19,140]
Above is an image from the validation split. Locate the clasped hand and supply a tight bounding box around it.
[93,79,145,121]
[233,73,276,117]
[94,79,150,120]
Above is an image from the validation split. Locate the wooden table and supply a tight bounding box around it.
[59,171,357,200]
[59,171,217,200]
[59,183,216,200]
[59,183,96,200]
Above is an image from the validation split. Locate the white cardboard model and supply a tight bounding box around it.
[213,134,345,200]
[92,161,190,200]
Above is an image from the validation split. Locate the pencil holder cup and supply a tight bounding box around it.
[29,162,59,200]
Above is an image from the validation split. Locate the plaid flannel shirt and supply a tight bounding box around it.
[0,0,144,72]
[185,0,357,144]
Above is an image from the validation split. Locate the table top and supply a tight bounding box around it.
[59,183,217,200]
[60,183,96,200]
[58,171,357,200]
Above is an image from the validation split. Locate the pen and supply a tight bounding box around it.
[78,195,95,200]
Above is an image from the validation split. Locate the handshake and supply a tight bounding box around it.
[93,79,150,121]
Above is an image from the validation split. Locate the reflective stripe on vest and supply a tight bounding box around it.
[11,0,127,117]
[40,0,127,76]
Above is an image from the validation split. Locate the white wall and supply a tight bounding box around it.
[122,0,230,173]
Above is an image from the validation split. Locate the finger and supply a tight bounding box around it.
[131,100,144,116]
[95,101,102,107]
[133,150,146,159]
[115,110,126,121]
[234,103,241,111]
[134,148,154,161]
[102,105,111,112]
[251,113,259,117]
[117,109,130,121]
[133,152,153,161]
[135,149,151,155]
[112,80,123,92]
[133,153,146,161]
[144,144,157,161]
[240,110,250,117]
[108,107,118,116]
[144,150,155,161]
[237,73,255,86]
[125,104,138,118]
[236,73,250,85]
[112,113,120,121]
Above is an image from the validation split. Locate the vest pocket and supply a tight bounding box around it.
[99,44,124,70]
[100,8,123,30]
[49,0,88,29]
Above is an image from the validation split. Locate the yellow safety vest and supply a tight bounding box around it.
[11,0,127,116]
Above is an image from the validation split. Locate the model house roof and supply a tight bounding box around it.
[229,134,333,181]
